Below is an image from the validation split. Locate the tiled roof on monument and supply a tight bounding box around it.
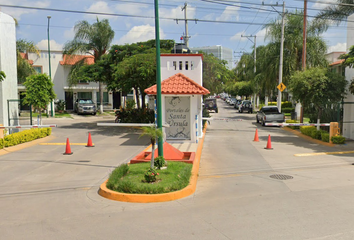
[144,73,210,95]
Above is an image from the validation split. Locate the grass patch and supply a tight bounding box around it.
[106,162,193,194]
[55,112,73,118]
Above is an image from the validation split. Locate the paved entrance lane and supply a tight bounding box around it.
[2,106,354,239]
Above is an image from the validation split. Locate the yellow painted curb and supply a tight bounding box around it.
[98,123,208,203]
[0,135,56,156]
[40,143,94,146]
[283,127,335,147]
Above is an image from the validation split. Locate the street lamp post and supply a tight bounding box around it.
[47,16,54,117]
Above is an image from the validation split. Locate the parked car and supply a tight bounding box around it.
[229,98,237,106]
[74,99,97,115]
[204,98,218,113]
[256,106,285,126]
[238,100,253,113]
[234,100,242,109]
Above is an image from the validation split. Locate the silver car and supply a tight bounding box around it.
[74,99,97,115]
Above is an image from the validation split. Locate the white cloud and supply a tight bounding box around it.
[216,6,240,22]
[312,0,337,9]
[327,42,347,53]
[85,1,116,19]
[64,27,75,41]
[115,3,147,16]
[116,25,165,45]
[0,0,50,20]
[36,39,63,51]
[230,31,247,41]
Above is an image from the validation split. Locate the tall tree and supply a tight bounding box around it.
[16,39,40,83]
[202,52,234,95]
[63,18,114,114]
[289,67,346,128]
[22,73,56,124]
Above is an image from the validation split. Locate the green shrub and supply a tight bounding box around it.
[286,120,299,129]
[154,156,166,170]
[106,164,129,189]
[331,135,346,144]
[282,108,295,113]
[310,129,322,140]
[0,128,52,148]
[116,108,155,123]
[282,101,293,108]
[300,126,316,136]
[144,168,159,183]
[321,132,330,142]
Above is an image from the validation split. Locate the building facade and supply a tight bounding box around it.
[190,45,234,69]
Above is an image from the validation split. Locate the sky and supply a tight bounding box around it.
[0,0,348,67]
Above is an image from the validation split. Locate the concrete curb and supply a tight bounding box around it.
[98,123,208,203]
[282,127,335,147]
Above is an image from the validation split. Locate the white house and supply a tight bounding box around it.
[20,51,126,111]
[343,14,354,140]
[0,12,18,127]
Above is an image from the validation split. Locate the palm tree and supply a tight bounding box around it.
[140,126,163,169]
[315,0,354,25]
[63,18,115,114]
[0,71,5,81]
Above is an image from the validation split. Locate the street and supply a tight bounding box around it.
[1,100,354,239]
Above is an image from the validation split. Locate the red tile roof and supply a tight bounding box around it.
[60,55,95,65]
[144,73,210,95]
[20,52,33,65]
[330,59,344,66]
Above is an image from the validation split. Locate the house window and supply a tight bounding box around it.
[173,61,177,70]
[33,66,42,74]
[179,61,182,70]
[191,61,194,70]
[78,92,92,99]
[96,92,109,105]
[185,61,189,70]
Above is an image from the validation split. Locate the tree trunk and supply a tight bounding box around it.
[99,82,104,114]
[141,92,146,109]
[134,87,140,109]
[317,107,322,131]
[150,139,155,169]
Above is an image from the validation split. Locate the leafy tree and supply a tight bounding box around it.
[139,126,163,169]
[289,67,346,128]
[202,52,234,95]
[338,45,354,94]
[112,53,156,109]
[0,71,5,81]
[22,74,56,123]
[234,81,253,99]
[63,18,115,114]
[16,39,39,83]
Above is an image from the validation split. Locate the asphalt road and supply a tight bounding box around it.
[1,101,354,240]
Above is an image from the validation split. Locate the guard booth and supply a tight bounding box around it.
[145,72,209,143]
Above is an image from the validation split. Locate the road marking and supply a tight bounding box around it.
[295,151,354,157]
[39,143,93,146]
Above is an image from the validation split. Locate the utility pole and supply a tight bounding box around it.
[300,0,307,123]
[263,1,285,112]
[278,2,285,113]
[241,35,256,73]
[47,16,54,118]
[181,2,190,47]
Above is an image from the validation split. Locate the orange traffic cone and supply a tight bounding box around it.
[253,129,259,142]
[63,138,73,155]
[264,134,273,150]
[86,132,94,147]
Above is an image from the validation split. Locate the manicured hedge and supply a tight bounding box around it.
[282,108,295,113]
[299,126,345,144]
[286,120,299,129]
[0,128,52,148]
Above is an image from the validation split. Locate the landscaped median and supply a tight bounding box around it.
[98,124,207,203]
